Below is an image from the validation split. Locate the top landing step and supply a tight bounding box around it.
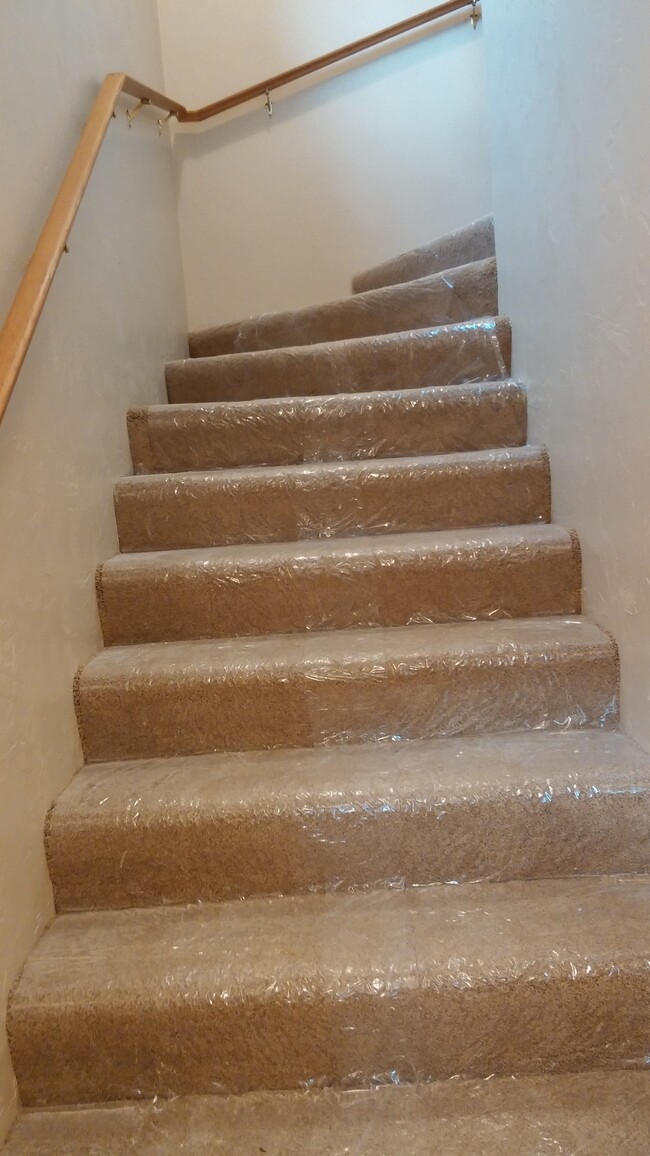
[352,215,495,294]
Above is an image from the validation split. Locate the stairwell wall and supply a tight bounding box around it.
[0,1,187,1140]
[482,0,650,751]
[156,0,492,329]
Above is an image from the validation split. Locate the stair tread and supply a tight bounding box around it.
[117,443,543,489]
[165,317,511,403]
[188,256,497,356]
[81,616,611,681]
[99,521,578,646]
[136,377,522,418]
[115,444,549,553]
[128,380,527,474]
[52,730,650,821]
[7,1072,650,1154]
[50,730,649,909]
[12,874,650,1006]
[10,874,647,1104]
[168,316,506,371]
[102,521,572,574]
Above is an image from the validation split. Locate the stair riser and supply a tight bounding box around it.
[166,321,511,404]
[188,259,498,357]
[98,537,581,645]
[75,647,618,763]
[11,970,647,1106]
[114,453,550,553]
[49,789,650,911]
[128,383,527,474]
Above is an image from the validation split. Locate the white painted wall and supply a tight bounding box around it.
[483,0,650,750]
[157,0,492,329]
[0,2,186,1139]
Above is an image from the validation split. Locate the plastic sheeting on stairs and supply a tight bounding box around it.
[5,214,650,1150]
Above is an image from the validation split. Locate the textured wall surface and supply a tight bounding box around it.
[0,1,186,1139]
[483,0,650,751]
[156,0,492,328]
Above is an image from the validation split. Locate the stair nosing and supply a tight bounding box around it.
[166,315,508,371]
[99,521,574,573]
[77,618,615,688]
[131,376,525,420]
[11,875,650,1002]
[52,730,650,820]
[115,444,546,490]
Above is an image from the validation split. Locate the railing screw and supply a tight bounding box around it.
[470,1,480,29]
[264,89,273,118]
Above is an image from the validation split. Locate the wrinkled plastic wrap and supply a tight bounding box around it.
[130,379,528,474]
[188,253,498,357]
[9,254,650,1151]
[49,731,649,909]
[7,1070,650,1153]
[72,616,620,763]
[98,523,579,645]
[165,317,512,405]
[114,444,550,552]
[8,875,650,1108]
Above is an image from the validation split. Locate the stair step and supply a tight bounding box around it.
[98,524,580,646]
[74,618,618,764]
[352,215,496,293]
[165,319,511,404]
[9,875,649,1106]
[114,446,549,553]
[7,1071,650,1154]
[188,257,498,357]
[128,380,527,474]
[48,731,650,911]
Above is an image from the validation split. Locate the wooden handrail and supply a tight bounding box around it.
[0,72,181,424]
[0,1,477,424]
[176,0,475,123]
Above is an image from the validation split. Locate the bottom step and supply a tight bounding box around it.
[6,1072,650,1154]
[9,875,650,1106]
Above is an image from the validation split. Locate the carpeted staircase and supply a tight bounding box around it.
[5,217,650,1152]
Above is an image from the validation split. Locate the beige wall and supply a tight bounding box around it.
[483,0,650,750]
[157,0,492,329]
[0,1,186,1139]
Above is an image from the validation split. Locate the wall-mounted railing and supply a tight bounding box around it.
[0,0,479,425]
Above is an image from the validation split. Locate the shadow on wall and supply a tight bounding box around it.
[174,11,470,157]
[166,7,490,325]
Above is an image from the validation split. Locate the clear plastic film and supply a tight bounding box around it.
[7,1072,650,1153]
[48,731,649,910]
[97,523,578,646]
[71,616,619,765]
[165,317,511,405]
[113,444,549,553]
[129,379,527,475]
[8,875,650,1107]
[7,224,650,1148]
[187,253,497,357]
